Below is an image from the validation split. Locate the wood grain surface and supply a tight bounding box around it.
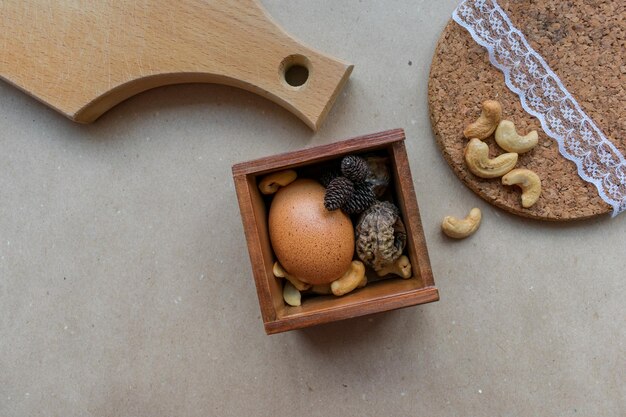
[0,0,353,130]
[428,0,625,220]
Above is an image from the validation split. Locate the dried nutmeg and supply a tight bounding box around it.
[356,201,407,272]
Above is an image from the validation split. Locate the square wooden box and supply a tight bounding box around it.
[232,129,439,334]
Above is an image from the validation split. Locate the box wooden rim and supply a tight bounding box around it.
[233,129,439,334]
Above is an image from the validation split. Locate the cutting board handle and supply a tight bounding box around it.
[1,0,353,130]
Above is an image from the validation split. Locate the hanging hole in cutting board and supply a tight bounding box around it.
[280,54,310,88]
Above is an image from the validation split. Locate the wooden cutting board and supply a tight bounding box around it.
[0,0,353,130]
[428,0,625,220]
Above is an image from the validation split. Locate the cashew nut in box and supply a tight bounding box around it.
[282,281,301,307]
[376,255,412,279]
[441,208,482,239]
[464,138,518,178]
[330,261,367,296]
[463,100,502,140]
[502,169,542,208]
[258,170,297,194]
[272,261,311,291]
[495,120,538,153]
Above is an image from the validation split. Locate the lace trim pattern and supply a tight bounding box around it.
[453,0,626,216]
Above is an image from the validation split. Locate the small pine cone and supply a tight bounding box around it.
[343,182,376,214]
[319,169,340,188]
[340,155,370,183]
[324,177,354,211]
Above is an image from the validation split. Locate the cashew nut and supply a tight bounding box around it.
[330,261,367,296]
[502,169,542,208]
[258,170,297,194]
[464,138,518,178]
[463,100,502,139]
[376,255,412,279]
[272,262,311,291]
[282,281,301,307]
[495,120,538,153]
[441,208,482,239]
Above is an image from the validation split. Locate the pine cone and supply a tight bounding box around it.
[324,177,354,211]
[343,181,376,214]
[319,169,340,188]
[340,155,370,183]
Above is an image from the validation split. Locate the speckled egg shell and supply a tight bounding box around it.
[268,179,354,285]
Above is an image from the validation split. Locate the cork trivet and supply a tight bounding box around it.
[428,0,625,221]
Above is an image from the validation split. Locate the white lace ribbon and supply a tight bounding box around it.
[453,0,626,216]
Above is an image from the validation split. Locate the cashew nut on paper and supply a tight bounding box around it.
[441,208,482,239]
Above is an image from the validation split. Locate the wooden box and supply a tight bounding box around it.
[232,129,438,334]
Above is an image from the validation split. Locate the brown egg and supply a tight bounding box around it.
[268,179,354,285]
